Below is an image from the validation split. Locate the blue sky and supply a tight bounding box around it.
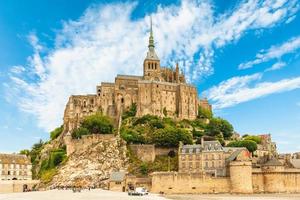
[0,0,300,153]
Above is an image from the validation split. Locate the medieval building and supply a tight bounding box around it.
[63,20,210,133]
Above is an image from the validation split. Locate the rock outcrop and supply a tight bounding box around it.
[50,136,128,188]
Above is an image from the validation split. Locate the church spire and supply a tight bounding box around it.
[148,16,155,50]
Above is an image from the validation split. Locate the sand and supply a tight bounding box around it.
[1,189,300,200]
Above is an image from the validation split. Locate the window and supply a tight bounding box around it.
[148,63,150,69]
[205,162,208,168]
[182,162,185,169]
[212,161,214,168]
[196,162,200,168]
[115,182,122,185]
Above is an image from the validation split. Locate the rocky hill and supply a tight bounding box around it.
[49,136,128,188]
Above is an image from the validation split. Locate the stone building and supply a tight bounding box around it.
[0,154,32,181]
[178,140,226,177]
[63,20,210,133]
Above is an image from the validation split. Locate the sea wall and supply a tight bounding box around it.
[151,172,231,194]
[0,180,40,193]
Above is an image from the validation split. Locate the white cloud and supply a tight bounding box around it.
[205,74,300,109]
[10,65,25,74]
[239,35,300,69]
[265,61,286,71]
[8,0,300,131]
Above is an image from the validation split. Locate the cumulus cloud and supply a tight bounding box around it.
[239,35,300,70]
[205,74,300,109]
[8,0,300,131]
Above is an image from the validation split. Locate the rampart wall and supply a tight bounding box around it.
[0,180,40,193]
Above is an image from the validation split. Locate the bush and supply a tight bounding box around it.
[72,127,90,139]
[243,135,262,144]
[206,117,234,139]
[151,126,193,147]
[227,140,257,153]
[121,128,145,144]
[140,163,149,175]
[81,113,114,134]
[50,126,63,140]
[123,103,137,119]
[198,106,212,119]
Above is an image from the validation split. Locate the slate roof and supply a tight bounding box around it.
[290,159,300,168]
[264,158,283,166]
[110,171,126,182]
[226,149,244,162]
[0,154,30,165]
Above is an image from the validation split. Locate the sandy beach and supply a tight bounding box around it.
[1,190,300,200]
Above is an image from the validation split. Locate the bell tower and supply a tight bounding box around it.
[143,17,161,81]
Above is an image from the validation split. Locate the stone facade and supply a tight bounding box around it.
[178,140,226,177]
[0,154,32,181]
[62,21,209,134]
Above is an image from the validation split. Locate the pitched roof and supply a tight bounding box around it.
[290,159,300,168]
[110,171,126,182]
[264,158,283,166]
[226,149,244,162]
[0,153,31,165]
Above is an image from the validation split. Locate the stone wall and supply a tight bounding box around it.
[252,169,300,193]
[129,145,177,162]
[151,172,231,194]
[0,180,39,193]
[151,167,300,194]
[65,134,116,156]
[129,144,155,162]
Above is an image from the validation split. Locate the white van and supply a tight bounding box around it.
[128,187,148,196]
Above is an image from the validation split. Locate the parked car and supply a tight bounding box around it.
[128,187,148,196]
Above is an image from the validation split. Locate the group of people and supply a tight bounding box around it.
[49,185,96,193]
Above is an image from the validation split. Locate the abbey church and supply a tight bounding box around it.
[63,20,211,132]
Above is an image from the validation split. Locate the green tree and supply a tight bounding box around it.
[243,135,262,144]
[50,126,63,140]
[151,126,193,147]
[206,117,234,139]
[20,149,30,156]
[227,140,257,153]
[197,106,213,119]
[81,113,114,134]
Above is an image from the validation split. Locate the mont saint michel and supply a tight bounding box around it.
[1,1,300,200]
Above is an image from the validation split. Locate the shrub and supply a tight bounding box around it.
[206,117,233,139]
[120,128,145,144]
[198,106,213,119]
[243,135,262,144]
[151,126,193,147]
[50,126,63,140]
[227,140,257,153]
[81,113,114,134]
[123,103,137,119]
[72,127,90,139]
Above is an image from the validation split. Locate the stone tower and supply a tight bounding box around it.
[229,161,253,194]
[143,17,161,81]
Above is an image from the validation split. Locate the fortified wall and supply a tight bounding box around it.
[0,180,40,193]
[151,161,300,194]
[129,144,177,162]
[64,133,116,156]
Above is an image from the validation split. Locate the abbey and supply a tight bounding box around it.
[63,21,210,132]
